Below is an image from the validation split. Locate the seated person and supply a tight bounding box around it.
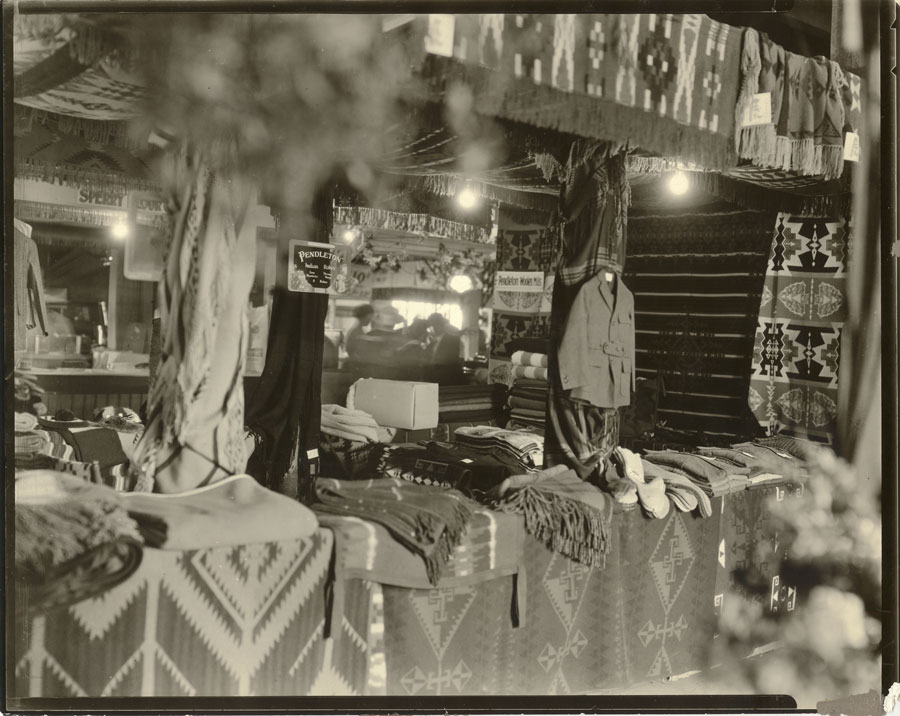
[344,304,374,365]
[426,312,463,384]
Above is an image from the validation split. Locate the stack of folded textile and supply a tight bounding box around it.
[704,442,809,488]
[453,425,545,471]
[438,384,506,424]
[378,440,528,494]
[15,427,75,463]
[642,449,752,498]
[602,447,671,519]
[507,351,549,433]
[320,404,389,444]
[15,470,144,616]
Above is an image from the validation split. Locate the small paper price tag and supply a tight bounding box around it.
[306,449,319,460]
[741,92,772,127]
[425,14,455,58]
[843,132,860,162]
[534,452,544,467]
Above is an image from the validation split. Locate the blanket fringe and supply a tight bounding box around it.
[738,125,779,167]
[496,487,611,569]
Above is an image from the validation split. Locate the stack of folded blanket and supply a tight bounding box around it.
[453,425,544,471]
[602,447,671,519]
[320,404,390,443]
[506,351,549,433]
[642,449,752,498]
[704,442,809,488]
[15,470,144,616]
[313,477,476,585]
[487,465,613,569]
[438,384,506,424]
[379,440,528,494]
[15,428,75,463]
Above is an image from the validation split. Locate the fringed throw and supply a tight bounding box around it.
[774,53,846,179]
[15,471,144,615]
[313,477,476,585]
[738,33,786,168]
[489,468,613,569]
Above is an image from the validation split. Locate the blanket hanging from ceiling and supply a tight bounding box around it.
[748,213,848,444]
[417,13,744,171]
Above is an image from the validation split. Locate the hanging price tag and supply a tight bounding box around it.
[740,92,773,127]
[843,132,860,162]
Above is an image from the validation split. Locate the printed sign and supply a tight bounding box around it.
[288,240,353,295]
[494,270,545,313]
[424,14,455,57]
[740,92,773,127]
[843,131,860,162]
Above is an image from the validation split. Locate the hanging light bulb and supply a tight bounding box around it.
[667,171,690,196]
[456,187,479,210]
[449,273,474,293]
[111,222,130,240]
[340,227,360,244]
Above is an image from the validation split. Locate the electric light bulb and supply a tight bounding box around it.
[667,171,690,196]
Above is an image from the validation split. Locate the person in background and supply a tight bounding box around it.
[427,312,462,384]
[345,304,374,364]
[396,318,430,379]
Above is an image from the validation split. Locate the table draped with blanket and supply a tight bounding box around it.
[11,482,800,700]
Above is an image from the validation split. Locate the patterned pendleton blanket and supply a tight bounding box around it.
[748,213,848,443]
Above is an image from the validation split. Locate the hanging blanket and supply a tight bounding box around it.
[15,470,143,615]
[313,477,476,585]
[748,213,848,443]
[488,466,613,569]
[774,53,846,178]
[737,32,787,168]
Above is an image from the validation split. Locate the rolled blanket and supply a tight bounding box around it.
[511,365,548,381]
[489,467,613,569]
[15,412,38,432]
[15,470,143,615]
[123,474,318,549]
[511,351,549,369]
[314,477,476,585]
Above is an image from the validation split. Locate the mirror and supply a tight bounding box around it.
[325,206,496,385]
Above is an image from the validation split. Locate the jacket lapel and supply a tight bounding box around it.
[597,272,614,311]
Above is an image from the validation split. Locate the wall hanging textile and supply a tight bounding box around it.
[245,289,329,494]
[748,213,848,444]
[625,209,774,441]
[334,205,492,245]
[132,150,256,493]
[414,14,744,171]
[314,477,476,586]
[736,31,786,169]
[488,210,555,385]
[13,226,49,351]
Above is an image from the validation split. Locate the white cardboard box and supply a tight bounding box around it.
[351,379,439,430]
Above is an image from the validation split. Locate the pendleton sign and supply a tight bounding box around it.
[288,240,353,295]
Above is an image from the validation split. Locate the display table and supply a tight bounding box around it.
[11,484,802,699]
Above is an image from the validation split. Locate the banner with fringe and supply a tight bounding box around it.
[14,199,167,230]
[334,205,493,245]
[414,14,744,171]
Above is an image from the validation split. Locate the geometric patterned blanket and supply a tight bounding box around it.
[379,482,802,695]
[10,485,804,700]
[10,530,379,700]
[625,209,775,441]
[748,213,849,443]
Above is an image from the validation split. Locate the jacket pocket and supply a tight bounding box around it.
[620,357,633,400]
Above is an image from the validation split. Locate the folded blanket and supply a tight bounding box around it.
[489,467,613,569]
[511,365,548,381]
[15,431,51,453]
[321,404,382,443]
[48,426,129,469]
[123,474,318,549]
[729,443,809,478]
[642,460,714,518]
[508,395,547,412]
[643,450,752,496]
[610,448,669,519]
[15,412,39,432]
[511,351,548,368]
[753,435,821,463]
[438,401,497,413]
[314,477,476,585]
[15,470,143,615]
